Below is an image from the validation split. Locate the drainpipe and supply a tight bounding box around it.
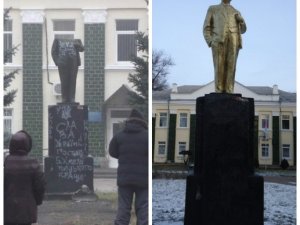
[279,99,282,165]
[44,17,54,85]
[274,85,281,165]
[166,95,171,163]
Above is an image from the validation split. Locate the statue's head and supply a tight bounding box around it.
[222,0,231,4]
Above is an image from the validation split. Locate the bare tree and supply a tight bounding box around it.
[152,50,174,91]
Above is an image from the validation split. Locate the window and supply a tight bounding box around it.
[4,19,13,63]
[53,20,75,39]
[158,141,166,155]
[159,112,168,127]
[179,113,188,128]
[4,109,13,148]
[261,143,269,157]
[111,110,131,118]
[282,144,290,158]
[116,19,138,61]
[113,123,123,136]
[178,142,187,153]
[261,114,269,129]
[282,115,290,130]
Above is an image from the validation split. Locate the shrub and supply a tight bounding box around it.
[280,159,289,170]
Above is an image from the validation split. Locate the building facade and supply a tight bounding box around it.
[4,0,148,168]
[153,82,296,167]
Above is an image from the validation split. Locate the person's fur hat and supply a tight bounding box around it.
[127,109,147,129]
[129,109,144,120]
[9,130,32,155]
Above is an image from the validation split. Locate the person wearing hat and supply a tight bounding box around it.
[4,130,46,225]
[203,0,246,93]
[109,109,148,225]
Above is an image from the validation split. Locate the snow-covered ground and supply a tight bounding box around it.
[152,179,296,225]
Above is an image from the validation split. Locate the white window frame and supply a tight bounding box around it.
[53,19,75,40]
[261,143,269,158]
[4,19,13,64]
[281,115,290,130]
[282,144,291,159]
[179,113,188,128]
[4,108,13,149]
[158,112,168,128]
[115,19,138,63]
[261,114,270,130]
[178,142,187,153]
[158,141,167,155]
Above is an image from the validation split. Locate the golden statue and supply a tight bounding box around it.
[203,0,246,93]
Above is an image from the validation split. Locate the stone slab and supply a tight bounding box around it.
[184,93,264,225]
[45,104,93,193]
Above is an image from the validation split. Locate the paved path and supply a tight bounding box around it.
[93,168,117,192]
[94,178,117,192]
[264,175,296,186]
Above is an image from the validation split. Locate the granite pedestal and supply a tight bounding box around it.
[184,93,264,225]
[45,104,93,194]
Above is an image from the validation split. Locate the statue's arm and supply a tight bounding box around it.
[74,39,84,52]
[203,6,214,47]
[239,19,247,34]
[235,12,247,34]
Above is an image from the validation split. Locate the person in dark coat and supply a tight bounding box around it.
[4,130,46,225]
[109,109,148,225]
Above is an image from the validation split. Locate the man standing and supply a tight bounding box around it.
[109,109,148,225]
[203,0,246,93]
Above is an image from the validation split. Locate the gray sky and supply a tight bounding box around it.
[152,0,296,92]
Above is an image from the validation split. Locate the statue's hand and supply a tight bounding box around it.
[235,14,244,23]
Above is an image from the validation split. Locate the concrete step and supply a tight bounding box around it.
[93,168,117,179]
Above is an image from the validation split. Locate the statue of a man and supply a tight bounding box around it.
[203,0,246,93]
[51,39,84,103]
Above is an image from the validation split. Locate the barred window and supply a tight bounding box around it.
[261,143,269,158]
[282,115,290,130]
[179,113,188,128]
[4,19,13,63]
[158,141,166,155]
[178,142,187,153]
[282,144,290,158]
[116,20,138,61]
[261,114,269,129]
[53,20,75,40]
[159,112,168,127]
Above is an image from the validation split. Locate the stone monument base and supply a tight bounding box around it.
[45,156,94,193]
[184,93,264,225]
[45,103,94,194]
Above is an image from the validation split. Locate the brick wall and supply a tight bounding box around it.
[84,24,105,157]
[22,24,43,161]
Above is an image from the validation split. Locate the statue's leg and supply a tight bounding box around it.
[69,61,78,103]
[225,33,239,93]
[58,66,69,103]
[212,43,225,93]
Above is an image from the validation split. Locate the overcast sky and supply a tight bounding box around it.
[152,0,296,92]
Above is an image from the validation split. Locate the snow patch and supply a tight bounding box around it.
[152,180,296,225]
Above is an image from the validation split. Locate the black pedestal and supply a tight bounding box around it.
[45,104,94,194]
[184,93,264,225]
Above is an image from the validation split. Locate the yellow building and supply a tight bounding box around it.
[4,0,148,168]
[152,82,296,167]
